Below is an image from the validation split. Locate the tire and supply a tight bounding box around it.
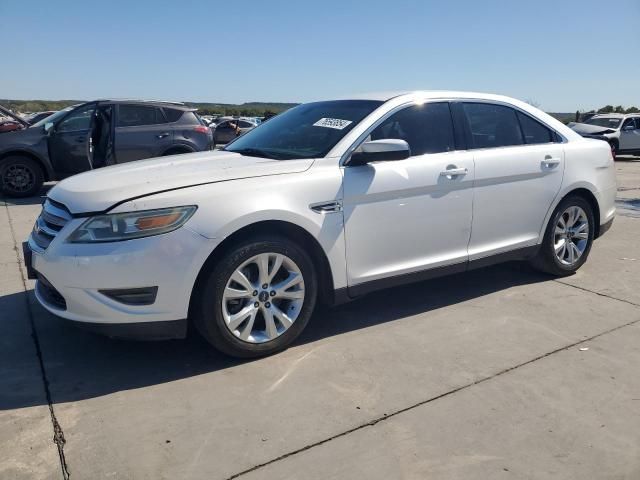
[610,141,618,160]
[0,156,44,198]
[530,195,594,276]
[194,236,318,358]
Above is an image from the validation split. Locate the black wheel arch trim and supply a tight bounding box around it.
[0,149,54,181]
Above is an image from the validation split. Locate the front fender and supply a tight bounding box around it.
[110,161,348,289]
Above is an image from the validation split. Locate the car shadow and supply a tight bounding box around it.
[0,262,551,410]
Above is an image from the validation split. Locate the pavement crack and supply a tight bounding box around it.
[553,279,640,308]
[2,199,70,480]
[225,316,640,480]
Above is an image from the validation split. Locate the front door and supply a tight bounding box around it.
[342,102,474,291]
[114,104,172,163]
[215,121,237,144]
[456,102,565,259]
[619,117,640,151]
[48,103,96,175]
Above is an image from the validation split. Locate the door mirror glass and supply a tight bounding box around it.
[349,139,411,166]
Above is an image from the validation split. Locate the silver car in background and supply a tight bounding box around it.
[212,118,257,145]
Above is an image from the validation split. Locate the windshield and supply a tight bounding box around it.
[585,117,622,129]
[30,106,75,128]
[224,100,383,159]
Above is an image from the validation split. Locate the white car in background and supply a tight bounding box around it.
[25,91,616,357]
[570,113,640,157]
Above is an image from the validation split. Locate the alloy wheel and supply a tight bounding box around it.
[221,253,305,343]
[2,163,35,193]
[554,206,589,266]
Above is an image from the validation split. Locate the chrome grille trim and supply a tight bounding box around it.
[31,199,72,250]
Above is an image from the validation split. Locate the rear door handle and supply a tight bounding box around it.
[440,167,468,178]
[156,132,170,139]
[542,156,561,168]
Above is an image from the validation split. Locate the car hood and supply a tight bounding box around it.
[48,151,314,214]
[0,104,29,128]
[568,122,616,136]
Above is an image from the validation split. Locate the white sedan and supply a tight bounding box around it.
[25,91,616,357]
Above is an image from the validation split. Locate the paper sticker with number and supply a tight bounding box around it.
[313,118,353,130]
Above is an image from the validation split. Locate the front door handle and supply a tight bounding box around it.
[542,156,561,168]
[156,132,170,139]
[440,167,468,178]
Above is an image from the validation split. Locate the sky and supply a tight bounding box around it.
[2,0,639,111]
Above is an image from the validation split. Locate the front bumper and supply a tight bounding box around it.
[26,223,217,339]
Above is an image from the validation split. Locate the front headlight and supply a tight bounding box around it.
[67,206,197,243]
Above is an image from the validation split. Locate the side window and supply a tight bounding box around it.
[516,112,554,144]
[163,108,184,123]
[622,118,636,130]
[178,111,200,125]
[370,102,455,156]
[238,120,254,128]
[56,104,96,133]
[462,103,523,149]
[117,105,166,127]
[217,121,231,130]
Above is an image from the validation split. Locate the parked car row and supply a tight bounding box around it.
[0,99,213,196]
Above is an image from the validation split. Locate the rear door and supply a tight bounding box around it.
[114,104,172,162]
[456,102,565,259]
[47,103,96,175]
[215,121,237,144]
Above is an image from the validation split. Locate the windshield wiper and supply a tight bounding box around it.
[228,148,280,160]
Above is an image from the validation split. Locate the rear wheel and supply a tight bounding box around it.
[0,156,44,198]
[194,236,318,357]
[530,195,594,276]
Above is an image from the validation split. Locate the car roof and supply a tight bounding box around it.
[93,99,194,111]
[332,90,532,104]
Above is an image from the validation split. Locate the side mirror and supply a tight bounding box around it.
[348,139,411,166]
[44,122,54,134]
[623,124,635,132]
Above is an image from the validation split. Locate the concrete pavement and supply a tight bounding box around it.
[1,159,639,479]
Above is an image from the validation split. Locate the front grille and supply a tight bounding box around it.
[31,199,72,250]
[36,274,67,310]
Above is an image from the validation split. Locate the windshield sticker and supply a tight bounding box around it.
[313,118,353,130]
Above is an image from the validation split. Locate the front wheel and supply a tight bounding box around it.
[530,195,594,276]
[0,156,44,198]
[194,236,318,357]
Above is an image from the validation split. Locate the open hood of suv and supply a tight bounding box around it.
[0,104,29,129]
[48,151,314,214]
[568,122,616,136]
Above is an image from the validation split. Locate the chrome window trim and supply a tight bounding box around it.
[455,98,569,146]
[339,97,568,166]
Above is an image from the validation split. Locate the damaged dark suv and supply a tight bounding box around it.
[0,100,213,197]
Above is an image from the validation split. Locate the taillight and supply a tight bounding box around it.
[193,125,209,134]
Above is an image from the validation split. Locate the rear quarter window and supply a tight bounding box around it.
[175,111,201,125]
[516,112,554,144]
[163,108,184,123]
